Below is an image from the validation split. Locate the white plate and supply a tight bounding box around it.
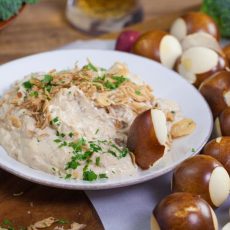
[0,49,213,190]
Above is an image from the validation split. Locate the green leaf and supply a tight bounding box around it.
[83,170,97,181]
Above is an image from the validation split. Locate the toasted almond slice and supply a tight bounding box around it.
[171,118,196,138]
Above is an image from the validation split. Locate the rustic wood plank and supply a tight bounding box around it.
[0,170,103,230]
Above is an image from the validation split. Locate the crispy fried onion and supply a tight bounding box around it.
[11,68,154,129]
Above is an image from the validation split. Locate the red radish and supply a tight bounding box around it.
[115,30,140,52]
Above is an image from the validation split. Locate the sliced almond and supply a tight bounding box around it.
[171,118,196,138]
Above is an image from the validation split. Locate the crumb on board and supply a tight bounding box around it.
[27,217,86,230]
[12,191,24,196]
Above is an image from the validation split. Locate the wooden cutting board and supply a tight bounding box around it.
[0,1,200,229]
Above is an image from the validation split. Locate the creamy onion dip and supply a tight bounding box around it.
[0,61,184,181]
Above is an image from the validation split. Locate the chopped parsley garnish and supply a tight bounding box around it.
[41,75,53,93]
[1,219,14,230]
[191,148,196,153]
[118,148,129,159]
[69,137,86,153]
[58,141,68,148]
[83,163,89,172]
[110,144,129,159]
[80,151,93,160]
[53,133,129,181]
[95,157,100,166]
[65,158,80,170]
[108,149,117,157]
[104,76,127,90]
[53,117,59,123]
[95,128,99,135]
[93,75,128,90]
[44,84,52,93]
[83,170,97,181]
[42,75,53,84]
[89,142,102,152]
[69,132,74,138]
[99,173,108,179]
[29,91,38,97]
[65,173,72,179]
[2,219,12,226]
[83,62,98,72]
[54,139,62,143]
[51,117,61,126]
[93,75,105,82]
[58,219,69,225]
[135,90,141,95]
[23,81,33,90]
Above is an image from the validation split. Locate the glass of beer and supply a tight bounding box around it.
[66,0,143,34]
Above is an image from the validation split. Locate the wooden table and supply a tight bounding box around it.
[0,0,201,229]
